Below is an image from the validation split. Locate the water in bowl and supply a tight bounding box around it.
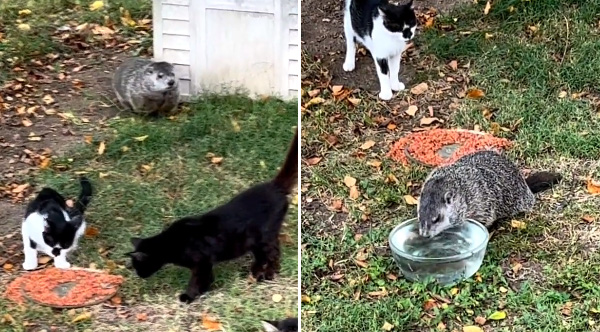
[390,220,488,285]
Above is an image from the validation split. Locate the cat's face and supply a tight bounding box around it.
[379,0,418,42]
[42,209,83,254]
[261,318,298,332]
[127,237,165,278]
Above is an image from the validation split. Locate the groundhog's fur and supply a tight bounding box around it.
[112,58,180,115]
[417,151,561,238]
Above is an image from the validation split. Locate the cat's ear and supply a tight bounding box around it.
[127,251,148,261]
[407,0,414,9]
[130,237,142,248]
[260,321,280,332]
[70,215,84,229]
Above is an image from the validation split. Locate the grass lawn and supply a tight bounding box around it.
[0,1,298,331]
[301,0,600,331]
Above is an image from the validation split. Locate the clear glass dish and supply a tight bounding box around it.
[388,218,489,285]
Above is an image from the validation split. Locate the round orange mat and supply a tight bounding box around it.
[387,129,512,167]
[4,267,123,308]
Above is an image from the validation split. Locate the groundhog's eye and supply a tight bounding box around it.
[432,215,442,224]
[158,73,164,78]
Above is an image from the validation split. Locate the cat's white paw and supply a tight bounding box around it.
[391,81,405,91]
[22,260,38,271]
[343,60,355,72]
[54,260,71,269]
[378,90,394,101]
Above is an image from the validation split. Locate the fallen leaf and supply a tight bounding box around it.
[463,326,483,332]
[437,322,447,331]
[449,60,458,71]
[308,89,321,97]
[360,140,376,150]
[211,157,224,164]
[42,95,55,104]
[84,136,93,144]
[72,311,92,323]
[349,186,360,199]
[404,195,418,205]
[98,142,106,155]
[474,316,486,325]
[39,158,51,169]
[587,178,600,194]
[331,85,344,95]
[331,200,343,210]
[231,119,241,132]
[110,295,122,305]
[411,82,429,95]
[382,321,394,331]
[368,160,382,168]
[484,1,491,15]
[425,17,434,28]
[3,263,14,271]
[420,117,440,126]
[90,0,104,11]
[17,24,31,32]
[272,294,283,302]
[451,288,459,296]
[387,123,397,130]
[499,286,508,293]
[18,9,32,16]
[38,256,52,264]
[301,294,311,303]
[510,220,526,229]
[467,89,485,99]
[512,262,523,274]
[406,105,418,116]
[133,135,148,142]
[201,315,223,331]
[85,226,100,238]
[305,97,325,107]
[12,183,29,193]
[423,299,437,311]
[22,119,33,127]
[344,176,357,188]
[582,215,596,223]
[347,97,361,106]
[488,311,507,320]
[559,91,568,98]
[136,313,147,321]
[306,157,322,165]
[1,313,15,324]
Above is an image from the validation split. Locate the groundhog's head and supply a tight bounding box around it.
[417,177,463,238]
[144,61,177,92]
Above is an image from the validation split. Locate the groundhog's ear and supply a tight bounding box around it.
[444,191,453,204]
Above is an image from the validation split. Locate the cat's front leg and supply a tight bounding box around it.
[373,57,394,100]
[342,15,356,72]
[21,233,38,271]
[389,53,405,91]
[53,251,71,269]
[179,263,214,304]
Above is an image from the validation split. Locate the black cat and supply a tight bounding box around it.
[262,317,298,332]
[127,130,298,303]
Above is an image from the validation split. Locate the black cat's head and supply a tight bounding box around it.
[42,206,83,253]
[127,237,165,279]
[261,318,298,332]
[378,0,417,41]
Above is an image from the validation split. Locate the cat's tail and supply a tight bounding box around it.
[272,129,298,194]
[75,177,93,212]
[525,171,562,194]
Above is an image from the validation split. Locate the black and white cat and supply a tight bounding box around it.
[261,317,298,332]
[21,178,93,270]
[127,130,298,303]
[343,0,417,100]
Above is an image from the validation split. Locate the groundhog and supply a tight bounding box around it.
[112,58,180,115]
[417,150,561,238]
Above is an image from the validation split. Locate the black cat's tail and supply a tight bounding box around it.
[75,177,93,212]
[272,129,298,194]
[525,171,562,194]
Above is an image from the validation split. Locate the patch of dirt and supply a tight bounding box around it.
[501,257,547,291]
[301,0,469,92]
[301,199,350,234]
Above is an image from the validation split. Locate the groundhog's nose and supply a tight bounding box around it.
[168,79,175,87]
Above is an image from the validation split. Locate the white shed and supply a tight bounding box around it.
[152,0,299,100]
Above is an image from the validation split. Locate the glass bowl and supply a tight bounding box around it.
[388,218,489,285]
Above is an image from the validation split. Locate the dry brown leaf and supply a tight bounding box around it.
[201,315,224,331]
[406,105,418,116]
[308,89,321,97]
[344,176,357,188]
[2,313,15,325]
[463,326,484,332]
[368,160,382,168]
[331,85,344,95]
[360,140,376,150]
[467,89,485,99]
[425,17,434,28]
[411,82,429,95]
[84,136,93,144]
[586,178,600,194]
[420,117,440,126]
[136,313,148,322]
[85,226,100,238]
[347,97,361,106]
[38,256,52,265]
[98,141,106,155]
[39,158,51,169]
[382,321,394,331]
[474,316,487,326]
[306,157,322,165]
[349,186,360,199]
[582,215,596,223]
[22,119,33,127]
[72,311,92,323]
[387,123,397,130]
[512,262,523,274]
[484,1,492,15]
[331,200,343,210]
[42,95,55,105]
[404,195,418,205]
[423,299,437,311]
[211,157,224,164]
[12,183,29,193]
[3,263,14,271]
[449,60,458,71]
[110,295,122,305]
[355,260,369,268]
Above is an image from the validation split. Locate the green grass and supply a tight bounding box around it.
[0,95,298,332]
[301,0,600,331]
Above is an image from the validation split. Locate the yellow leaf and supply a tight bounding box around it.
[121,10,136,27]
[201,315,224,331]
[499,286,508,293]
[301,294,311,303]
[305,97,325,107]
[387,123,397,130]
[347,97,361,106]
[133,135,148,142]
[343,176,357,188]
[18,9,32,16]
[39,158,51,169]
[484,1,491,15]
[272,294,283,302]
[382,321,394,331]
[231,119,241,132]
[90,1,104,11]
[510,220,526,229]
[3,263,14,271]
[121,146,129,152]
[463,326,483,332]
[349,186,360,200]
[368,160,382,168]
[467,89,485,99]
[410,82,428,95]
[2,313,15,324]
[403,195,418,205]
[291,194,298,205]
[98,141,106,155]
[406,105,418,116]
[17,24,31,31]
[360,140,376,150]
[488,311,507,320]
[72,311,92,323]
[211,157,223,164]
[587,178,600,194]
